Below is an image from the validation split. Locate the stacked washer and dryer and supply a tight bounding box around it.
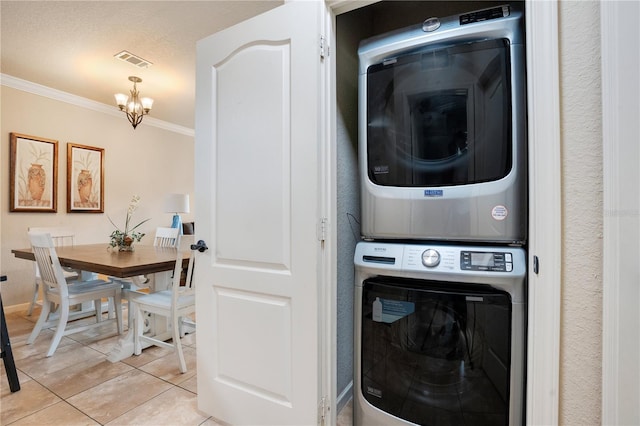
[353,4,527,426]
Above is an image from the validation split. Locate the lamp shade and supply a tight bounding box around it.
[114,93,129,108]
[164,193,190,214]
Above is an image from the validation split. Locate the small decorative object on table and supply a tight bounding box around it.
[108,195,150,251]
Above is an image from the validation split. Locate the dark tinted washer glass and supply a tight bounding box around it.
[361,277,512,425]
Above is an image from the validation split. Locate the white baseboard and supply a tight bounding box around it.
[3,302,32,314]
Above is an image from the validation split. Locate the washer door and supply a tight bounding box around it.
[361,277,512,426]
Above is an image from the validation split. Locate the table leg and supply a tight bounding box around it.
[107,271,173,362]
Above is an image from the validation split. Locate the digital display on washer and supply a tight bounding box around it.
[471,252,495,267]
[461,251,513,272]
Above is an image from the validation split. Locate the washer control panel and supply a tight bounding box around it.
[356,242,526,279]
[355,242,526,301]
[461,251,513,272]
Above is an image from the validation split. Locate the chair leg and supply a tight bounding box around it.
[94,299,103,323]
[27,280,39,316]
[46,301,70,357]
[172,313,187,373]
[178,315,185,338]
[107,298,115,319]
[27,298,51,345]
[1,296,20,392]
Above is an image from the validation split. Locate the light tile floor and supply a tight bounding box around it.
[1,306,215,426]
[1,306,354,426]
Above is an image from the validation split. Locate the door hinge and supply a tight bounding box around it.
[318,396,328,424]
[317,218,328,242]
[320,35,329,60]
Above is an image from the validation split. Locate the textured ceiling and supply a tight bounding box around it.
[0,1,283,130]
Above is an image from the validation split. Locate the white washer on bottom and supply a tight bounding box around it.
[354,241,526,426]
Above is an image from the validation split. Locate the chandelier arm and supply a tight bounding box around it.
[127,111,144,129]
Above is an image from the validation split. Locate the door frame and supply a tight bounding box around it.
[324,1,562,425]
[601,1,640,423]
[522,1,561,424]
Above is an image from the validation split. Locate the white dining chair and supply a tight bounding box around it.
[26,227,78,316]
[153,226,181,248]
[130,250,196,373]
[125,226,180,286]
[120,226,181,327]
[26,232,123,357]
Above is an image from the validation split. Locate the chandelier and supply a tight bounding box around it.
[114,76,154,129]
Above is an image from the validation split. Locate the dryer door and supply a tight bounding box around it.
[365,38,513,187]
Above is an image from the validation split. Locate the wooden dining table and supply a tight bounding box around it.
[11,243,181,279]
[12,243,187,362]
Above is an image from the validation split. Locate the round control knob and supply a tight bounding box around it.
[422,249,441,267]
[422,17,441,32]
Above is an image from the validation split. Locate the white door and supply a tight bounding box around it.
[194,2,328,425]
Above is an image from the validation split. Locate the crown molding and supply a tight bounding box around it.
[1,73,194,137]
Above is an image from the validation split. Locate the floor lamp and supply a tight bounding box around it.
[164,193,190,235]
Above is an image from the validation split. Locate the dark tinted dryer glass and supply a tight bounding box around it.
[366,39,513,187]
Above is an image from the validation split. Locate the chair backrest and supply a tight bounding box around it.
[154,227,180,248]
[28,232,70,297]
[182,221,195,235]
[27,227,75,247]
[172,250,196,303]
[28,227,75,278]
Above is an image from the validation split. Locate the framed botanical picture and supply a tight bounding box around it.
[9,133,58,212]
[67,143,104,213]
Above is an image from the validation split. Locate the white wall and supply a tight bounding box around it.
[558,2,603,424]
[0,84,194,307]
